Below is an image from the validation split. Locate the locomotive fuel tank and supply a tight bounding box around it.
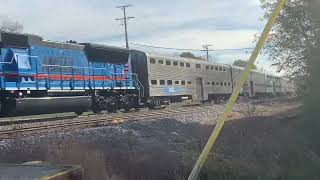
[11,96,91,116]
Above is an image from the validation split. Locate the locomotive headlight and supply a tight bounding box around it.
[19,92,23,97]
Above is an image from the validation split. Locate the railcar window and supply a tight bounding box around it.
[167,80,172,85]
[158,60,164,64]
[207,82,210,85]
[212,82,215,86]
[166,60,171,65]
[160,80,165,85]
[219,67,223,71]
[216,82,220,86]
[186,63,191,68]
[196,64,201,69]
[180,62,184,67]
[206,66,209,70]
[151,80,157,85]
[215,67,219,71]
[173,61,178,66]
[150,58,156,64]
[210,66,214,70]
[175,80,180,85]
[181,80,185,85]
[228,82,231,86]
[220,82,223,86]
[224,82,227,86]
[223,68,227,71]
[187,80,192,85]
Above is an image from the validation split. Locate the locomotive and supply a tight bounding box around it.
[0,32,141,116]
[0,31,293,116]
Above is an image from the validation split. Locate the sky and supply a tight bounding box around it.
[0,0,278,74]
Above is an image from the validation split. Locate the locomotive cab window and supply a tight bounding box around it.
[180,62,184,67]
[173,61,178,66]
[220,82,224,86]
[186,63,191,68]
[150,58,156,64]
[158,59,164,64]
[187,80,192,85]
[196,64,201,69]
[166,60,171,65]
[181,80,186,85]
[167,80,173,85]
[175,81,180,85]
[215,67,219,71]
[223,68,227,72]
[219,67,223,71]
[151,80,157,85]
[160,80,165,85]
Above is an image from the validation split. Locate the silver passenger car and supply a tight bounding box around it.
[130,50,293,104]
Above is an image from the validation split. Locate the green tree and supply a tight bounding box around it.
[260,0,319,83]
[233,59,257,69]
[180,52,205,60]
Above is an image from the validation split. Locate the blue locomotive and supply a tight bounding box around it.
[0,32,142,115]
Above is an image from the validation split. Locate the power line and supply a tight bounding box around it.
[116,5,134,49]
[130,43,255,52]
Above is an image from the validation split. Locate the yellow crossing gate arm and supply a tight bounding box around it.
[187,0,288,179]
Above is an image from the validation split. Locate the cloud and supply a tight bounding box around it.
[0,0,279,73]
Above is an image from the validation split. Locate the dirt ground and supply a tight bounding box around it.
[0,97,311,180]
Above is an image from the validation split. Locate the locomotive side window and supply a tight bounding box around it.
[196,64,201,69]
[219,67,223,71]
[223,68,227,71]
[175,80,180,85]
[158,60,164,64]
[180,62,184,67]
[212,82,215,86]
[220,82,223,86]
[150,58,156,64]
[186,63,191,68]
[151,80,157,85]
[210,66,214,70]
[215,66,219,71]
[181,80,185,85]
[228,82,231,86]
[166,60,171,65]
[224,82,227,86]
[216,82,220,86]
[167,80,172,85]
[160,80,165,85]
[173,61,178,66]
[207,82,210,85]
[187,80,192,85]
[206,65,209,70]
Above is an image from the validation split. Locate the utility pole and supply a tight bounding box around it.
[202,45,212,61]
[116,5,134,49]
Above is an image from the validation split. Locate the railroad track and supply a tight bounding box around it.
[0,105,216,138]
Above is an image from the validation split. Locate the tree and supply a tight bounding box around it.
[233,59,257,69]
[180,52,205,60]
[0,16,23,33]
[260,0,319,81]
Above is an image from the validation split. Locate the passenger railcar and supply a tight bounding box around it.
[131,50,293,107]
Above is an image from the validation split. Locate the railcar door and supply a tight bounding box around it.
[195,78,203,101]
[249,81,254,97]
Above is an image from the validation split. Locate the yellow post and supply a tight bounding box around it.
[187,0,288,179]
